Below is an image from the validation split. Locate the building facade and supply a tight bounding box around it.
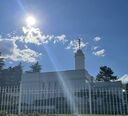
[19,48,124,114]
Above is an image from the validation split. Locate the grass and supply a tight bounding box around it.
[0,112,127,116]
[18,114,128,116]
[52,114,127,116]
[41,114,127,116]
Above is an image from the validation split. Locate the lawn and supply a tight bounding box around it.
[0,112,127,116]
[26,114,127,116]
[19,114,127,116]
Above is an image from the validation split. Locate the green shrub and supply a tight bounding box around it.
[0,111,7,116]
[32,112,41,116]
[18,113,28,116]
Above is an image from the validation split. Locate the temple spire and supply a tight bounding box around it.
[78,38,81,49]
[75,38,85,70]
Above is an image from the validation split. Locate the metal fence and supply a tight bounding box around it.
[0,85,128,115]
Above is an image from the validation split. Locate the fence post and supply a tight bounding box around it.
[85,76,92,116]
[18,82,22,114]
[89,83,92,116]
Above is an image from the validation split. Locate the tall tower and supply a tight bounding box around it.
[75,39,85,70]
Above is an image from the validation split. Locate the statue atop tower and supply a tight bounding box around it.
[78,38,81,49]
[75,39,85,70]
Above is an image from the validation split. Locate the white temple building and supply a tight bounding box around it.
[21,48,92,90]
[19,40,123,114]
[21,40,121,90]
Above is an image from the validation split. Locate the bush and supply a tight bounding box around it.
[32,112,41,116]
[18,113,28,116]
[0,112,7,116]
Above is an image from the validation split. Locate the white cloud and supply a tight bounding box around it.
[93,36,101,42]
[93,49,105,57]
[22,26,42,45]
[92,46,99,50]
[0,25,68,63]
[11,48,40,62]
[66,39,88,52]
[53,34,67,44]
[0,38,40,62]
[92,36,106,57]
[21,26,67,45]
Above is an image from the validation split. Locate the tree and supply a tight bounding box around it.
[12,62,23,74]
[0,52,4,71]
[30,61,42,73]
[96,66,117,82]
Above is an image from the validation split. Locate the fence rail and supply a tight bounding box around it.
[0,85,128,115]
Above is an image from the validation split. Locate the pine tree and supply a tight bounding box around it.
[12,62,23,74]
[96,66,117,82]
[30,61,42,73]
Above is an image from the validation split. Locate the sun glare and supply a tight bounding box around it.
[26,16,36,26]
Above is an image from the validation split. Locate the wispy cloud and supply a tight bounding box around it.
[22,26,42,45]
[92,46,99,50]
[0,24,106,63]
[53,34,67,44]
[66,39,88,52]
[22,26,67,45]
[92,36,106,57]
[93,36,101,42]
[93,49,105,57]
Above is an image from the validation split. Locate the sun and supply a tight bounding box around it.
[26,16,36,26]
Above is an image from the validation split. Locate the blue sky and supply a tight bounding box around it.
[0,0,128,77]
